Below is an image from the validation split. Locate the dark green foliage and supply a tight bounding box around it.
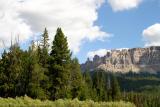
[83,71,93,89]
[0,28,83,100]
[117,72,160,107]
[80,70,94,100]
[122,92,160,107]
[117,72,160,92]
[27,43,46,99]
[92,71,108,101]
[39,28,49,67]
[70,58,83,99]
[111,74,121,101]
[0,45,24,97]
[49,28,71,100]
[80,70,121,102]
[0,50,11,97]
[39,28,50,99]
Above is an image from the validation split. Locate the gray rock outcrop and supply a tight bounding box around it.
[81,46,160,73]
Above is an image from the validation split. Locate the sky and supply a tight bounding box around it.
[0,0,160,63]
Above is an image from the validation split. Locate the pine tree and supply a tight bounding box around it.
[0,44,24,97]
[70,58,83,99]
[111,74,121,101]
[83,70,93,89]
[49,28,71,100]
[27,42,46,99]
[39,28,50,99]
[10,44,24,96]
[92,71,107,101]
[40,28,49,67]
[82,70,93,100]
[0,50,9,97]
[106,73,112,101]
[19,50,31,96]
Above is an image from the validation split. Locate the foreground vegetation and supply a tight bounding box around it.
[0,96,135,107]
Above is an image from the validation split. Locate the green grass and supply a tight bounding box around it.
[0,95,135,107]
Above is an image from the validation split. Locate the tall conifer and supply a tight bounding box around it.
[111,74,121,101]
[49,28,71,100]
[70,58,83,99]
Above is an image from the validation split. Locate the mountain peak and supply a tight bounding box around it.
[81,46,160,73]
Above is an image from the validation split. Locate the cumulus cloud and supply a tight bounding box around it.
[0,0,110,53]
[143,23,160,46]
[0,0,33,48]
[108,0,142,12]
[87,49,110,59]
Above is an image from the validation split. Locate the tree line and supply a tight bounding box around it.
[0,28,121,101]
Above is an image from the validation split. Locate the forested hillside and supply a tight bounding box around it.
[90,70,160,107]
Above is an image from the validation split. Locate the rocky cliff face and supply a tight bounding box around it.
[81,46,160,73]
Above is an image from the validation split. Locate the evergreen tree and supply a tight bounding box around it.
[10,44,24,96]
[40,28,49,67]
[49,28,71,100]
[106,73,112,101]
[70,58,83,99]
[0,44,24,97]
[83,70,93,89]
[92,71,107,101]
[0,50,10,97]
[27,42,46,99]
[82,70,94,100]
[111,74,121,101]
[39,28,50,99]
[19,50,31,96]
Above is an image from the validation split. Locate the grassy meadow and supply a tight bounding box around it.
[0,96,135,107]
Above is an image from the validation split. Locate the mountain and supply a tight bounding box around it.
[81,46,160,73]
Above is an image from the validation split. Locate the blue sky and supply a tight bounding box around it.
[77,0,160,63]
[0,0,160,63]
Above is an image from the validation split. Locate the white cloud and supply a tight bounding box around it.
[143,23,160,46]
[87,48,129,60]
[87,49,110,59]
[0,0,110,53]
[108,0,142,12]
[0,0,32,48]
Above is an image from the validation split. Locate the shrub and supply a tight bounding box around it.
[0,96,135,107]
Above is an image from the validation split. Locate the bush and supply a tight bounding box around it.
[0,96,135,107]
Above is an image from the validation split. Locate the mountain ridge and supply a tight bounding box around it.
[81,46,160,73]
